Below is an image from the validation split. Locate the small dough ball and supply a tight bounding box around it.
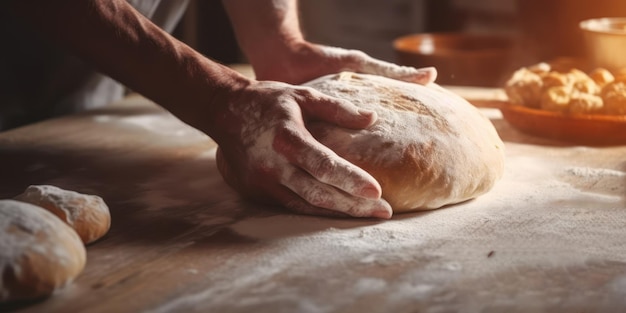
[567,69,601,94]
[601,81,626,115]
[527,62,551,74]
[0,200,86,302]
[14,185,111,244]
[614,68,626,83]
[541,86,603,114]
[569,93,604,114]
[540,71,570,89]
[505,64,609,115]
[588,68,615,87]
[541,86,571,113]
[541,69,600,94]
[505,68,543,108]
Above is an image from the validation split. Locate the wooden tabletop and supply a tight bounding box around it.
[1,84,626,313]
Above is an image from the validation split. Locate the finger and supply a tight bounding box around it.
[280,167,393,219]
[321,46,437,84]
[271,184,351,218]
[357,57,438,85]
[295,87,377,129]
[272,124,382,200]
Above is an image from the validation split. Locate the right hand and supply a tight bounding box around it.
[211,80,393,219]
[253,42,438,86]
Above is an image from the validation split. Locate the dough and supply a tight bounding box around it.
[540,86,604,114]
[504,67,543,108]
[304,72,505,212]
[14,185,111,244]
[504,63,626,115]
[601,81,626,115]
[0,200,86,302]
[589,68,615,87]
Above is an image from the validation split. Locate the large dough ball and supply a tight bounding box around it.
[304,72,505,212]
[0,200,86,302]
[14,185,111,244]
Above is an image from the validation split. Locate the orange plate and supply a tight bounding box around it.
[499,104,626,145]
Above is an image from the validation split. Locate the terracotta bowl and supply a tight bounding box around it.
[393,33,515,87]
[499,104,626,145]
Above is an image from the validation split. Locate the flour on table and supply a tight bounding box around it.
[138,135,626,313]
[93,113,203,137]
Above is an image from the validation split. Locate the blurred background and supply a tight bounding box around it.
[173,0,626,86]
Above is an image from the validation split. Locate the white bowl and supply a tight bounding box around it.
[580,18,626,71]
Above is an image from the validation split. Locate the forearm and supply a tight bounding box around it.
[8,0,250,133]
[222,0,304,67]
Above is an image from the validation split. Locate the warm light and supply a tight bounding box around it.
[418,37,435,54]
[580,18,626,34]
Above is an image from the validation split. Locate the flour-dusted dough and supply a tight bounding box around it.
[0,200,86,302]
[304,72,505,212]
[14,185,111,244]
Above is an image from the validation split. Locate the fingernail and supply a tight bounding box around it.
[417,66,436,73]
[371,208,392,219]
[357,108,374,117]
[417,67,438,83]
[360,183,381,199]
[357,109,377,126]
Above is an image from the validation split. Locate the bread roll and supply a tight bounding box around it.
[0,200,86,302]
[304,72,505,212]
[14,185,111,244]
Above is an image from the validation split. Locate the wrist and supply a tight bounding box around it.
[175,59,254,137]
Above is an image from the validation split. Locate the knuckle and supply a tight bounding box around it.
[274,120,295,134]
[283,198,307,212]
[302,185,333,208]
[343,199,376,218]
[273,122,300,144]
[295,86,319,100]
[308,155,338,180]
[346,49,368,61]
[344,203,367,217]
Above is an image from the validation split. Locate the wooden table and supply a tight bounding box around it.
[1,83,626,313]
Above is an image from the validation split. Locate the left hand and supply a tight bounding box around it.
[251,40,437,85]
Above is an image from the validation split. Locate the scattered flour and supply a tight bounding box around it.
[562,166,626,197]
[75,95,626,312]
[93,113,201,137]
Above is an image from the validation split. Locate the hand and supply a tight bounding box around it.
[251,41,437,85]
[212,80,393,219]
